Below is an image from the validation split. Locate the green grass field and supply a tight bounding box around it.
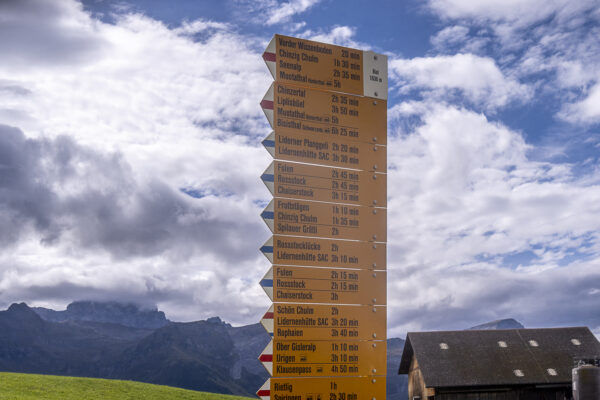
[0,373,253,400]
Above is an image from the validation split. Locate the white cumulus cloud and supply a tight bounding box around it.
[242,0,322,26]
[386,103,600,334]
[427,0,598,26]
[390,53,531,110]
[266,0,321,25]
[0,0,274,324]
[559,81,600,125]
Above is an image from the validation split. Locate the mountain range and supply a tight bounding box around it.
[0,301,523,399]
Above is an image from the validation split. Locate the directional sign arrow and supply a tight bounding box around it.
[261,198,387,242]
[260,265,387,305]
[260,84,274,128]
[263,130,387,172]
[262,34,388,100]
[261,303,387,341]
[260,81,387,145]
[258,338,387,377]
[261,235,387,270]
[259,339,274,375]
[260,376,387,400]
[261,131,275,157]
[262,160,387,206]
[259,237,274,263]
[256,378,270,400]
[260,200,274,233]
[262,36,276,79]
[260,305,274,337]
[260,162,274,195]
[259,267,273,301]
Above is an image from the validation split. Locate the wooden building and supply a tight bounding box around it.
[398,327,600,400]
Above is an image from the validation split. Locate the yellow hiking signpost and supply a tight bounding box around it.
[258,34,387,400]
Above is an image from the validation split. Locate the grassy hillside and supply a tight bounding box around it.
[0,373,252,400]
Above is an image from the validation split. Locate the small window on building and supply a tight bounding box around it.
[547,368,557,376]
[439,342,449,350]
[498,341,507,348]
[412,397,421,400]
[571,338,581,346]
[513,369,524,377]
[528,340,539,347]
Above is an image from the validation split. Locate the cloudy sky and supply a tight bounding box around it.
[0,0,599,338]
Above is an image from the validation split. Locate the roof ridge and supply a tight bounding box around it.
[407,326,592,334]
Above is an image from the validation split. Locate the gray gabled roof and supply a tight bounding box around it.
[398,327,600,388]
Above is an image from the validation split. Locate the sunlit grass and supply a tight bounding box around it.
[0,372,253,400]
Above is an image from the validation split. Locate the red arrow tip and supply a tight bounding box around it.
[263,52,276,62]
[260,100,274,110]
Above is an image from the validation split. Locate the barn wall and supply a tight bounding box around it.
[436,392,518,400]
[408,356,430,399]
[435,387,570,400]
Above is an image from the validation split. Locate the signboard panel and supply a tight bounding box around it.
[262,131,386,173]
[261,235,386,270]
[261,82,387,145]
[261,265,387,306]
[257,376,386,400]
[261,304,386,341]
[262,161,387,207]
[261,198,387,242]
[260,339,386,377]
[263,34,388,100]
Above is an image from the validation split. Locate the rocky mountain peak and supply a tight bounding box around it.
[7,302,31,313]
[33,300,170,329]
[469,318,525,330]
[2,302,45,329]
